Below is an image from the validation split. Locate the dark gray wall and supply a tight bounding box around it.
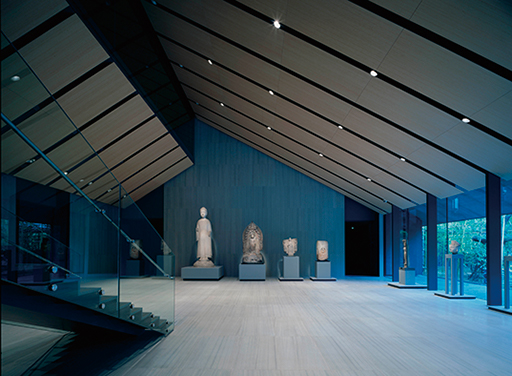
[164,120,346,278]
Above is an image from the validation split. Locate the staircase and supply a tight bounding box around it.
[1,269,173,336]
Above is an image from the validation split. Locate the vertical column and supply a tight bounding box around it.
[379,214,384,277]
[486,173,502,306]
[392,205,402,282]
[427,193,438,290]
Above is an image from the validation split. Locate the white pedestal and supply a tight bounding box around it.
[279,256,303,281]
[399,268,415,285]
[435,253,475,299]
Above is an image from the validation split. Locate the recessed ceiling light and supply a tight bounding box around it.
[88,181,93,185]
[64,171,68,175]
[26,158,35,164]
[338,125,343,130]
[462,117,470,123]
[79,179,84,182]
[383,199,388,203]
[107,189,112,193]
[267,126,272,130]
[220,102,224,106]
[370,70,378,77]
[179,64,183,68]
[319,153,324,157]
[207,59,213,65]
[268,90,274,95]
[151,0,157,5]
[400,157,406,162]
[10,75,21,82]
[367,178,372,182]
[273,20,281,29]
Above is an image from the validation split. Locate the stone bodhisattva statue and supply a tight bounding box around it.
[283,238,298,256]
[242,222,264,263]
[193,207,215,267]
[316,240,328,261]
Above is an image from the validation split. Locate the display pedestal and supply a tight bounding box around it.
[156,254,175,277]
[489,255,512,315]
[239,263,265,281]
[310,261,336,281]
[435,254,475,299]
[279,256,303,281]
[124,259,146,277]
[388,268,427,289]
[182,266,224,280]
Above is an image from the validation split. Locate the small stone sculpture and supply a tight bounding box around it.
[161,239,172,255]
[316,240,328,261]
[194,207,215,267]
[242,222,264,263]
[130,240,142,259]
[283,238,298,256]
[400,230,409,268]
[449,240,460,254]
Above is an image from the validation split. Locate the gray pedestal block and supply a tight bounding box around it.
[239,263,266,281]
[310,261,336,281]
[279,256,303,281]
[182,266,224,280]
[157,255,175,277]
[125,259,145,277]
[399,268,415,285]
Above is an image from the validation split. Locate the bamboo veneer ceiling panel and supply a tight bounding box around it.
[1,132,35,174]
[99,117,169,169]
[378,31,512,117]
[1,53,50,121]
[472,91,512,140]
[0,0,68,42]
[81,96,154,151]
[410,0,512,70]
[56,64,134,128]
[19,15,109,94]
[14,159,60,186]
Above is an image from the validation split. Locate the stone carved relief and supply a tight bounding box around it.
[283,238,298,256]
[316,240,328,261]
[242,222,264,263]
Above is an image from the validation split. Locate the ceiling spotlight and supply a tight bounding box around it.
[10,75,21,82]
[400,157,406,162]
[273,20,281,29]
[462,117,470,123]
[338,125,343,130]
[367,178,372,182]
[267,126,272,130]
[151,0,157,5]
[268,90,274,95]
[26,158,35,164]
[220,102,225,106]
[370,70,378,77]
[319,153,324,157]
[79,179,84,182]
[64,171,68,175]
[207,59,213,65]
[88,181,93,185]
[384,199,388,203]
[179,64,183,68]
[107,188,112,193]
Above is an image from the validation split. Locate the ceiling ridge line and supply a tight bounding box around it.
[223,0,512,147]
[195,112,388,213]
[153,8,489,175]
[185,85,416,205]
[170,55,455,194]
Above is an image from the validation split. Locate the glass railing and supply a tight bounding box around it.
[1,31,174,334]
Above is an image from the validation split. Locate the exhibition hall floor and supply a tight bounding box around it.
[111,276,512,376]
[3,277,511,375]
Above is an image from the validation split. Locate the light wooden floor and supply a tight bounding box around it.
[109,277,512,376]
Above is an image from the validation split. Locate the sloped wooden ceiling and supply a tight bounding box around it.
[3,0,512,214]
[138,0,512,214]
[1,0,193,207]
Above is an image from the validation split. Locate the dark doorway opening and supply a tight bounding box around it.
[345,221,379,276]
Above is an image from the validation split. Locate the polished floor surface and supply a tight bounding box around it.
[111,277,512,376]
[3,277,511,375]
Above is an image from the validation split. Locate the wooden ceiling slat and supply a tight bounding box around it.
[19,14,110,94]
[1,131,36,174]
[14,159,60,186]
